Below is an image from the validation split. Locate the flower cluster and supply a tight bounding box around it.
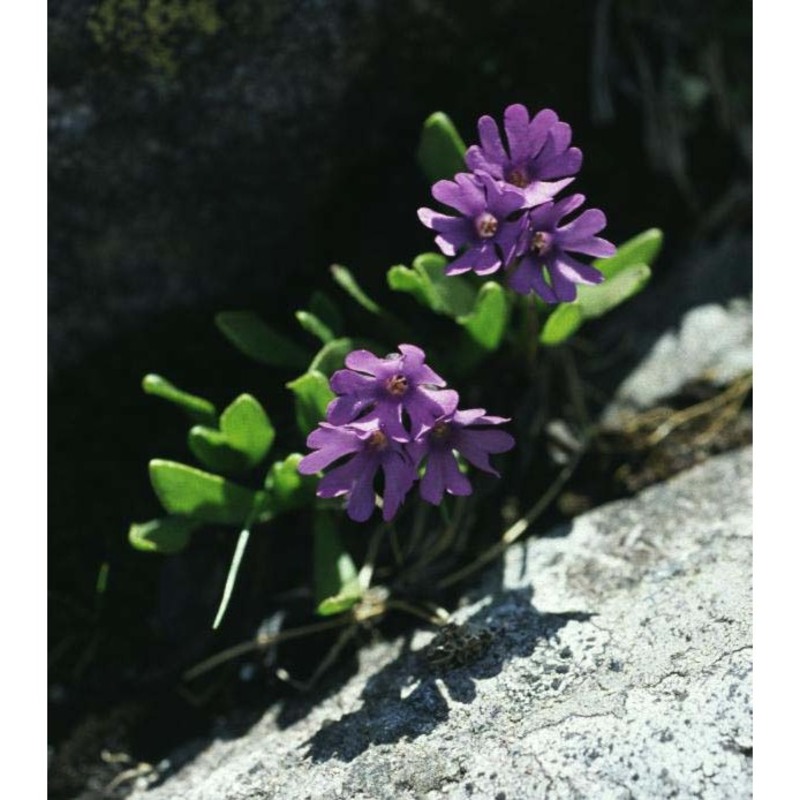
[418,104,616,303]
[297,345,515,522]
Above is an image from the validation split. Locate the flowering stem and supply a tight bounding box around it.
[523,293,540,369]
[386,599,448,626]
[435,441,586,590]
[404,496,469,581]
[184,615,354,682]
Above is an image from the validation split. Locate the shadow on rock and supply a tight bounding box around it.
[303,587,593,763]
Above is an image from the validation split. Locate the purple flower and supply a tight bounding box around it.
[297,421,417,522]
[465,104,583,208]
[408,409,515,505]
[417,171,527,276]
[327,344,459,440]
[508,194,616,303]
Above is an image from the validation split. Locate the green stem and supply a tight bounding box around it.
[523,294,540,370]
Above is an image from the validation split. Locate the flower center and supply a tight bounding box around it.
[507,166,529,188]
[385,374,409,396]
[474,212,499,239]
[366,430,388,451]
[530,230,553,256]
[432,421,450,439]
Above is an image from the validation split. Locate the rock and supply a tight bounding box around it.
[603,297,752,426]
[135,448,752,800]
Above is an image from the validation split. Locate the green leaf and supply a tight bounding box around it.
[313,511,362,615]
[149,460,264,525]
[295,310,335,344]
[388,253,476,318]
[539,303,584,346]
[387,264,430,306]
[286,370,335,435]
[215,311,312,369]
[220,394,275,466]
[309,291,344,337]
[212,527,252,629]
[129,516,200,554]
[538,227,663,346]
[594,228,663,280]
[309,337,355,376]
[417,111,467,183]
[141,374,217,425]
[577,263,652,319]
[414,253,476,317]
[188,425,247,473]
[457,281,509,350]
[330,264,383,314]
[264,454,317,514]
[187,395,275,472]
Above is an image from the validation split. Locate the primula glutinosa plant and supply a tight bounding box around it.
[130,104,663,683]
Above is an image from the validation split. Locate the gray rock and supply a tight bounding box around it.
[604,298,752,425]
[137,449,752,800]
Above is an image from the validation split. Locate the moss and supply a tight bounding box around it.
[87,0,222,76]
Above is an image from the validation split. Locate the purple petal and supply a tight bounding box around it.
[539,121,572,157]
[472,242,503,276]
[405,437,428,468]
[522,177,574,207]
[537,146,583,181]
[329,369,372,395]
[527,108,559,158]
[454,428,515,475]
[546,261,579,302]
[445,244,501,277]
[362,400,407,441]
[565,236,616,259]
[551,193,586,222]
[420,449,447,505]
[507,257,558,303]
[452,408,488,426]
[344,349,384,375]
[317,452,370,497]
[503,104,532,162]
[299,427,362,474]
[431,178,475,216]
[381,451,416,520]
[397,343,426,371]
[443,455,472,496]
[326,393,373,425]
[408,387,459,437]
[527,201,557,232]
[482,173,527,217]
[420,208,473,240]
[398,344,446,387]
[453,409,512,428]
[457,427,515,455]
[347,468,379,521]
[476,114,509,167]
[551,252,604,286]
[434,235,457,257]
[473,414,512,426]
[558,208,607,240]
[494,220,526,264]
[465,145,503,178]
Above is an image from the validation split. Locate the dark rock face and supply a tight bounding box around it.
[133,449,752,800]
